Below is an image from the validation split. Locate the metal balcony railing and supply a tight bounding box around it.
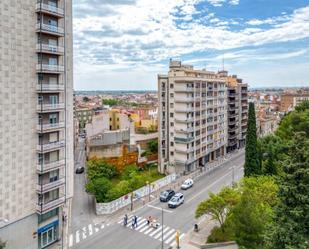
[36,43,64,54]
[37,159,65,173]
[36,64,64,72]
[36,84,65,92]
[36,3,64,16]
[37,103,65,112]
[36,196,65,214]
[36,23,64,35]
[37,140,65,152]
[37,178,65,193]
[37,122,65,132]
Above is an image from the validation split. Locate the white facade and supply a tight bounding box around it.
[158,61,228,174]
[0,1,73,249]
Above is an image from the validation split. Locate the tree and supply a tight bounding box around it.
[262,145,277,176]
[244,102,261,176]
[83,96,90,102]
[85,177,112,202]
[86,159,118,181]
[267,132,309,249]
[195,187,240,232]
[147,140,158,154]
[232,176,278,249]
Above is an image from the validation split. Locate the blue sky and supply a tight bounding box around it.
[73,0,309,90]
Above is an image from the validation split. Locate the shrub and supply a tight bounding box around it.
[121,165,139,180]
[86,177,112,202]
[87,159,118,180]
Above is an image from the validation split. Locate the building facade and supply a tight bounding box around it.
[0,1,73,249]
[280,89,309,112]
[222,73,248,152]
[158,61,227,174]
[75,107,94,130]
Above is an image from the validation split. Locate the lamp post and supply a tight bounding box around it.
[146,181,150,202]
[161,208,164,249]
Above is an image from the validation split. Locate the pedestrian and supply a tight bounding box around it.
[131,216,135,229]
[124,214,128,226]
[134,215,138,228]
[146,216,151,226]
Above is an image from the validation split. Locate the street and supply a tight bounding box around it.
[69,149,245,249]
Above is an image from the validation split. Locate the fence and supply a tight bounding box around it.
[96,173,177,215]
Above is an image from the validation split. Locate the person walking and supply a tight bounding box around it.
[123,214,128,226]
[131,216,135,229]
[134,215,138,228]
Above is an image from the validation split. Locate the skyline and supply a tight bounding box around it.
[73,0,309,90]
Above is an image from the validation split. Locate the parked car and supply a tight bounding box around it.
[181,178,194,190]
[75,166,85,174]
[168,193,184,208]
[160,189,175,202]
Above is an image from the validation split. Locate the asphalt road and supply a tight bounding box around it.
[70,151,245,249]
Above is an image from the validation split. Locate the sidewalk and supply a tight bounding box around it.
[92,149,245,226]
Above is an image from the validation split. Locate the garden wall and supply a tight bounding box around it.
[95,173,176,214]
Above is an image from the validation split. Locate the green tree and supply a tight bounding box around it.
[232,176,278,249]
[121,164,139,180]
[87,159,118,181]
[86,177,112,202]
[244,102,261,176]
[147,140,158,154]
[195,187,240,232]
[83,96,90,102]
[295,99,309,112]
[267,132,309,249]
[262,145,277,175]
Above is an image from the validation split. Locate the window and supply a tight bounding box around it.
[170,113,174,118]
[170,93,174,98]
[49,170,59,182]
[170,151,174,156]
[38,208,59,224]
[170,103,174,108]
[170,84,174,89]
[170,122,174,127]
[170,142,174,146]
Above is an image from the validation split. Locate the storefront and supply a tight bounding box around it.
[38,220,59,249]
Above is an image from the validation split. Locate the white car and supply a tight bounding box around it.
[181,179,194,190]
[168,193,184,208]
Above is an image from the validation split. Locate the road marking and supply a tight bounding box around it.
[164,231,175,244]
[75,230,80,244]
[149,226,163,237]
[82,227,87,239]
[154,226,168,239]
[101,223,105,229]
[170,234,184,247]
[144,227,155,235]
[161,228,175,242]
[186,166,242,203]
[139,224,151,233]
[135,219,147,231]
[88,224,93,236]
[158,226,170,240]
[69,234,73,247]
[147,204,173,213]
[94,225,99,232]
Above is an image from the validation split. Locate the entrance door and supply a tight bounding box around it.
[48,39,57,52]
[49,95,58,105]
[49,114,57,125]
[41,227,55,248]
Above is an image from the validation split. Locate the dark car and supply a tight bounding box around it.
[160,189,175,202]
[75,166,85,174]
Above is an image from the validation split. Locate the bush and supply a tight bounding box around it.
[121,165,139,180]
[86,177,112,202]
[207,222,235,243]
[87,159,118,180]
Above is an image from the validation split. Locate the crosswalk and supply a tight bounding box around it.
[68,222,110,248]
[117,215,185,246]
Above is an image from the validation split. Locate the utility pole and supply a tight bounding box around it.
[176,230,180,249]
[161,208,164,249]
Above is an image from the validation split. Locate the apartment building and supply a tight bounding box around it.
[280,88,309,112]
[220,73,248,152]
[158,61,227,174]
[0,1,73,249]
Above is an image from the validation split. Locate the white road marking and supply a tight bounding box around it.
[144,227,155,235]
[161,228,175,242]
[82,227,87,239]
[164,231,176,244]
[94,225,99,232]
[75,230,80,244]
[139,224,151,233]
[155,226,170,240]
[88,224,93,236]
[149,226,163,237]
[135,219,147,231]
[101,224,105,229]
[147,204,173,213]
[69,234,73,247]
[187,166,242,203]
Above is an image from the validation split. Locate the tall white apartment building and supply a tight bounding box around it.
[0,1,74,249]
[158,61,227,174]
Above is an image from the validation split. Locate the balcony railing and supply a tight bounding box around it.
[175,127,194,133]
[37,159,65,173]
[36,43,64,54]
[174,118,194,123]
[36,3,64,16]
[175,147,194,154]
[37,84,65,92]
[37,196,65,214]
[36,23,64,35]
[37,103,65,112]
[174,108,192,113]
[174,137,194,143]
[174,97,194,102]
[36,64,64,72]
[37,140,65,152]
[37,178,65,193]
[37,122,65,132]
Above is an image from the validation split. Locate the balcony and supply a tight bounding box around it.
[36,43,64,55]
[37,103,65,112]
[175,147,194,154]
[174,86,194,92]
[36,23,64,36]
[36,84,65,92]
[174,108,193,113]
[37,177,65,194]
[37,122,65,132]
[207,129,216,135]
[35,3,64,17]
[175,117,194,123]
[37,140,65,152]
[37,159,65,173]
[174,97,194,102]
[36,196,65,214]
[36,64,64,73]
[174,137,194,143]
[175,127,194,133]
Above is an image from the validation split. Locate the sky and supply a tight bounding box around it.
[73,0,309,90]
